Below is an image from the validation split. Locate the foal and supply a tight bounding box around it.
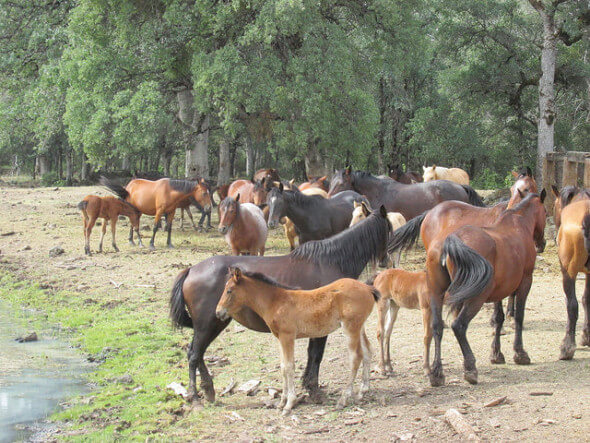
[78,195,142,255]
[370,269,431,376]
[216,267,377,414]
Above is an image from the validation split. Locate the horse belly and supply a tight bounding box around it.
[295,314,340,339]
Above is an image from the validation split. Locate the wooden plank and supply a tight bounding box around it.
[584,158,590,189]
[563,157,578,187]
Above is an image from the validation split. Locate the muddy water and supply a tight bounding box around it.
[0,304,90,442]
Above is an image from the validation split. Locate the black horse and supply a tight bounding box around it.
[266,184,368,243]
[170,207,391,403]
[329,167,484,219]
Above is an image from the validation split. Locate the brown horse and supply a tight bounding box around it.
[78,195,142,255]
[299,176,330,192]
[507,167,538,208]
[216,268,376,413]
[557,199,590,360]
[227,179,269,206]
[551,185,590,234]
[218,195,267,256]
[387,164,422,184]
[426,191,546,387]
[253,168,280,184]
[370,269,431,376]
[100,177,212,249]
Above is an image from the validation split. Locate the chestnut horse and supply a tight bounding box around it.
[227,179,269,206]
[388,164,422,184]
[423,165,469,185]
[299,176,330,192]
[253,168,280,184]
[216,268,377,414]
[551,185,590,234]
[328,167,484,220]
[557,199,590,360]
[78,195,142,255]
[170,206,391,403]
[100,177,212,249]
[426,191,546,387]
[218,195,267,256]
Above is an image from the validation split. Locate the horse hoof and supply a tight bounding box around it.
[167,244,174,249]
[203,389,215,403]
[514,352,531,365]
[129,241,135,246]
[149,245,156,251]
[464,369,478,384]
[490,352,505,364]
[281,408,292,416]
[559,342,576,360]
[581,331,590,347]
[429,373,445,387]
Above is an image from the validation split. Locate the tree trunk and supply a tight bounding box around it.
[65,149,73,185]
[229,139,238,177]
[121,156,131,171]
[245,135,254,177]
[80,153,90,181]
[377,76,386,174]
[177,88,210,179]
[36,154,50,176]
[304,143,328,177]
[217,138,231,185]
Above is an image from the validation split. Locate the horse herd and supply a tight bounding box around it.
[76,164,590,414]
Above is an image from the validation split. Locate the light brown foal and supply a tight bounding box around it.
[371,269,431,376]
[216,267,377,414]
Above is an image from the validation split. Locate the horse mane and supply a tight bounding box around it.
[290,212,389,278]
[284,189,324,207]
[169,179,199,193]
[503,192,539,213]
[237,268,298,290]
[559,186,590,208]
[352,170,378,180]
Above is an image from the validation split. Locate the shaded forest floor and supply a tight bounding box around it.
[0,184,589,441]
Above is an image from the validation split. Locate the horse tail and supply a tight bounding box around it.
[387,212,426,254]
[170,268,193,329]
[370,287,381,303]
[364,273,378,286]
[461,185,485,207]
[100,176,129,200]
[582,213,590,255]
[77,200,88,211]
[441,234,493,311]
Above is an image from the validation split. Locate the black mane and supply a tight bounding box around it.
[560,186,590,208]
[236,268,298,290]
[290,212,389,278]
[169,179,198,193]
[505,192,538,212]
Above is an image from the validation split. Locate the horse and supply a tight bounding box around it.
[266,184,368,244]
[253,168,280,184]
[169,206,391,403]
[328,167,484,220]
[422,165,470,185]
[77,195,142,255]
[556,199,590,360]
[369,269,431,376]
[425,191,546,387]
[216,268,377,414]
[216,183,230,202]
[218,194,267,256]
[282,187,329,250]
[551,185,590,234]
[350,201,406,267]
[387,164,422,184]
[227,179,269,206]
[100,177,212,249]
[299,175,330,192]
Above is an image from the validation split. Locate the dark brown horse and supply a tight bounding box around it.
[170,206,391,403]
[227,179,269,206]
[387,164,423,184]
[266,185,368,243]
[426,191,546,387]
[299,175,330,192]
[328,167,484,220]
[101,177,212,249]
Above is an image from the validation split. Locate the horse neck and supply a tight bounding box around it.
[237,281,286,319]
[354,174,395,201]
[284,192,315,226]
[499,203,538,236]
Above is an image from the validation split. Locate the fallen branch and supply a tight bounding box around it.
[444,408,480,441]
[529,391,553,396]
[484,396,507,407]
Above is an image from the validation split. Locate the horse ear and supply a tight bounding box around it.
[379,205,387,218]
[273,181,281,188]
[540,188,546,203]
[319,175,327,182]
[526,166,533,177]
[235,193,240,202]
[279,182,284,193]
[361,201,370,217]
[423,166,427,171]
[432,165,436,170]
[353,200,361,208]
[518,188,524,199]
[511,171,519,178]
[551,184,559,197]
[232,267,242,283]
[289,178,295,186]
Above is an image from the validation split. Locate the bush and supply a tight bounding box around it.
[41,171,64,187]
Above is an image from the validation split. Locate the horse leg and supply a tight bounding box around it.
[560,271,578,360]
[184,207,199,231]
[490,301,506,364]
[301,336,327,400]
[83,214,93,255]
[165,212,175,248]
[513,275,532,365]
[150,211,162,250]
[376,298,388,375]
[422,303,433,376]
[279,334,297,415]
[205,210,212,230]
[359,328,372,398]
[98,218,107,253]
[110,219,119,252]
[429,294,445,387]
[582,274,590,347]
[452,298,485,384]
[128,224,134,245]
[506,294,515,323]
[383,304,398,374]
[337,326,363,409]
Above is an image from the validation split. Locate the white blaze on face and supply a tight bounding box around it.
[350,206,365,227]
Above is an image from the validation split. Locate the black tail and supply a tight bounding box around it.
[100,176,129,200]
[77,200,88,211]
[462,185,485,207]
[364,274,378,286]
[441,235,493,311]
[370,287,381,302]
[387,212,426,254]
[170,268,193,329]
[581,213,590,256]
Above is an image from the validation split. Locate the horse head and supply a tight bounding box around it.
[422,165,437,182]
[251,178,269,206]
[508,168,538,208]
[266,184,286,229]
[194,178,213,213]
[328,166,354,197]
[218,195,239,235]
[514,190,547,253]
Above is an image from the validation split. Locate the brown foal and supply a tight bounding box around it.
[216,267,377,414]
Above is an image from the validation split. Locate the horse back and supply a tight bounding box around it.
[228,180,253,201]
[558,200,590,277]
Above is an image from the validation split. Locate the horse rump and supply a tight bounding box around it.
[77,200,88,211]
[100,176,129,200]
[441,234,493,310]
[170,268,193,329]
[387,212,427,254]
[461,185,486,207]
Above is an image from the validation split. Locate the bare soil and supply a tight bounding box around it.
[1,184,589,441]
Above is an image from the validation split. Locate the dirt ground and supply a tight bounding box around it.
[0,184,589,441]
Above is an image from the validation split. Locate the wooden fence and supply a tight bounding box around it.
[543,151,590,213]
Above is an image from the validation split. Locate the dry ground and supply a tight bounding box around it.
[0,184,589,441]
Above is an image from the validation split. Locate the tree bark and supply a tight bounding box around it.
[36,154,50,176]
[80,152,90,181]
[377,76,386,174]
[217,137,231,185]
[65,149,73,185]
[177,88,210,179]
[304,143,328,177]
[245,135,254,177]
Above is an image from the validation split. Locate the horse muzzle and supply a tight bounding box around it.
[268,219,279,229]
[218,225,229,235]
[216,308,229,321]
